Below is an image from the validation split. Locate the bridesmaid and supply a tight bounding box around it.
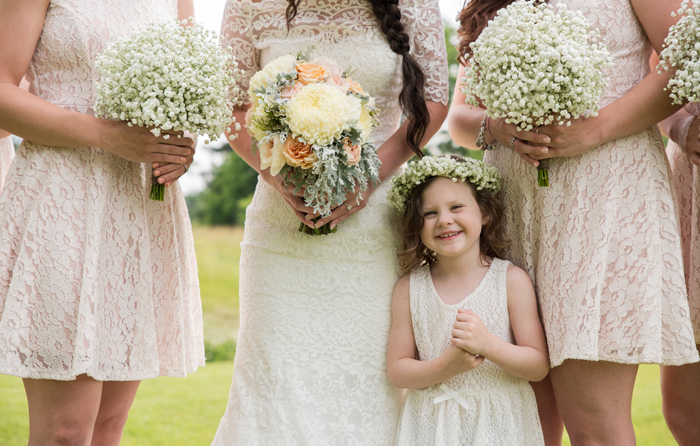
[448,1,699,445]
[0,1,203,445]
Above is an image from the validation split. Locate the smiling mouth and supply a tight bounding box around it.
[437,231,461,238]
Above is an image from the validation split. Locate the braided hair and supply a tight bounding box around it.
[285,0,430,157]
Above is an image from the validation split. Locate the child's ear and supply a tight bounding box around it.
[481,212,490,226]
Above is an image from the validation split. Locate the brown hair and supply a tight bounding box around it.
[457,0,546,65]
[396,157,510,276]
[285,0,430,157]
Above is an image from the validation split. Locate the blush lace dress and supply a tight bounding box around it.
[666,102,700,344]
[0,136,13,190]
[395,260,544,446]
[212,0,448,444]
[0,0,204,381]
[483,0,699,367]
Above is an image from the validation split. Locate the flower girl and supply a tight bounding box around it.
[386,155,549,445]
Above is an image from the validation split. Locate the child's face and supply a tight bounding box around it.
[419,177,487,260]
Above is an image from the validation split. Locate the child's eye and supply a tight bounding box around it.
[423,211,436,217]
[451,205,463,211]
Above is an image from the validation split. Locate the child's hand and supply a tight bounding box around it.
[441,344,484,376]
[451,309,494,356]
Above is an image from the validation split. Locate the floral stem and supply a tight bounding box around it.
[298,218,337,235]
[537,159,549,187]
[150,174,165,201]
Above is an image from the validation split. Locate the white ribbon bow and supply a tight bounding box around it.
[433,383,470,410]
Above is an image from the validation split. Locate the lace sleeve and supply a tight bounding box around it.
[221,0,258,105]
[403,0,449,105]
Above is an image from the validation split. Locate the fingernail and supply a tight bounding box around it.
[187,150,192,155]
[306,214,313,220]
[315,221,324,228]
[330,222,337,230]
[158,177,165,184]
[543,137,551,143]
[180,157,186,162]
[540,147,548,154]
[154,171,160,176]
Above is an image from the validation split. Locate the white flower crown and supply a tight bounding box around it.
[387,156,502,212]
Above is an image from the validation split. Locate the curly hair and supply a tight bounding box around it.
[396,158,510,276]
[457,0,546,65]
[285,0,430,157]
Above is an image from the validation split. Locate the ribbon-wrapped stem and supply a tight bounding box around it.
[537,159,549,187]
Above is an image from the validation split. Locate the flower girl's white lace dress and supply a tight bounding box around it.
[0,0,204,381]
[213,0,448,444]
[395,259,544,446]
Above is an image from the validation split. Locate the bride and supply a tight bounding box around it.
[212,0,448,444]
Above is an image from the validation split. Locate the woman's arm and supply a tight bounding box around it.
[177,0,195,21]
[387,275,485,389]
[451,265,549,382]
[0,0,193,164]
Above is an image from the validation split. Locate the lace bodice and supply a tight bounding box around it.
[26,0,178,116]
[221,0,449,145]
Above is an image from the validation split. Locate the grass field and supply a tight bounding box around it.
[0,226,681,445]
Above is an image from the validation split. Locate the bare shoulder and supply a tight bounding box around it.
[505,263,533,288]
[393,274,411,299]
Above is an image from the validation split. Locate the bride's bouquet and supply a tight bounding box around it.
[460,0,613,186]
[95,18,241,201]
[658,0,700,104]
[246,50,381,235]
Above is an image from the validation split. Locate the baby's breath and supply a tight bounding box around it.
[658,0,700,104]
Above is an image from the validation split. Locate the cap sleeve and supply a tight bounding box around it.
[221,0,259,105]
[403,0,449,105]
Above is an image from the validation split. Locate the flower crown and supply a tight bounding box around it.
[387,155,502,212]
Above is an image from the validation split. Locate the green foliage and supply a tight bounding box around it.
[190,144,258,226]
[205,339,237,362]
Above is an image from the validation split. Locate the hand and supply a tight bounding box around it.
[440,344,485,376]
[489,117,552,167]
[261,169,316,228]
[683,115,700,167]
[152,134,197,186]
[97,120,194,165]
[304,182,376,230]
[451,309,494,357]
[530,115,602,160]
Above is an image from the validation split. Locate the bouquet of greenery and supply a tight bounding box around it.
[246,50,381,234]
[95,18,241,200]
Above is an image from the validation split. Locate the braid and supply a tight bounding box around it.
[284,0,430,157]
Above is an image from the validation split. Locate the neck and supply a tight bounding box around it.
[431,246,486,278]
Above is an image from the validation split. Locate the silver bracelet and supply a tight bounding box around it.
[476,118,497,151]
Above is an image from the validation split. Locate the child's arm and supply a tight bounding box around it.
[387,275,485,389]
[450,265,550,382]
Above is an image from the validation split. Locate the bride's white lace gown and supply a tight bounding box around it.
[0,0,204,381]
[484,0,699,367]
[213,0,448,444]
[0,136,14,190]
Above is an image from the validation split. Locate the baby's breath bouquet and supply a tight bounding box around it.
[246,50,381,235]
[95,18,241,201]
[658,0,700,104]
[461,0,613,186]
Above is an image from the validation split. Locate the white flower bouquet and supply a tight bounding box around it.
[246,50,381,235]
[95,18,242,201]
[658,0,700,104]
[460,0,613,186]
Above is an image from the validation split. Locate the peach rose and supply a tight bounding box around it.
[295,62,329,85]
[280,81,304,99]
[312,57,344,77]
[346,77,366,95]
[284,137,317,169]
[326,74,349,94]
[342,138,362,165]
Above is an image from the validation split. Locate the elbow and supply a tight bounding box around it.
[528,359,551,383]
[386,364,405,389]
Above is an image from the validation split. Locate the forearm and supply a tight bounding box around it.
[388,355,461,390]
[447,103,486,150]
[0,129,10,139]
[0,83,104,148]
[482,336,549,382]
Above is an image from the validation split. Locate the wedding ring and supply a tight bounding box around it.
[509,137,518,149]
[345,202,352,211]
[183,163,189,173]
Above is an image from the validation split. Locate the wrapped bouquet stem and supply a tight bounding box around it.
[95,18,241,201]
[461,0,612,187]
[246,51,381,235]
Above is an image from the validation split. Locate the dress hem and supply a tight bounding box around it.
[550,353,700,368]
[0,361,205,381]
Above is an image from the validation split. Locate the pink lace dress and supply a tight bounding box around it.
[483,0,699,367]
[0,0,204,381]
[0,136,13,190]
[666,102,700,344]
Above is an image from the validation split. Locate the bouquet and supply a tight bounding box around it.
[658,0,700,104]
[460,0,613,186]
[95,18,242,201]
[246,50,381,235]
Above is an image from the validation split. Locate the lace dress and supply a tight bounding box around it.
[666,102,700,344]
[0,136,14,190]
[483,0,699,367]
[212,0,448,444]
[0,0,204,381]
[395,260,544,446]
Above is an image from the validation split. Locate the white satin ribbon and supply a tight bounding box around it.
[433,383,470,410]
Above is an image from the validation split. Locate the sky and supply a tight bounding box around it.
[181,0,463,195]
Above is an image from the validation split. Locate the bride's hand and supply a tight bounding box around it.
[305,182,376,230]
[260,169,316,228]
[489,117,551,167]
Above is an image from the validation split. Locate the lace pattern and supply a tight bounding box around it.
[0,137,13,190]
[483,0,699,367]
[0,0,205,381]
[395,260,543,445]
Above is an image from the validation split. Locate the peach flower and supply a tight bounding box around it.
[342,138,362,165]
[280,81,304,99]
[259,135,287,176]
[346,77,366,95]
[312,57,344,77]
[284,137,318,169]
[326,74,349,94]
[295,63,328,85]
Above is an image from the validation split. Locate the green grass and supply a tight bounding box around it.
[0,227,682,445]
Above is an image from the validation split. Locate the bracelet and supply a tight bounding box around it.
[476,118,497,151]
